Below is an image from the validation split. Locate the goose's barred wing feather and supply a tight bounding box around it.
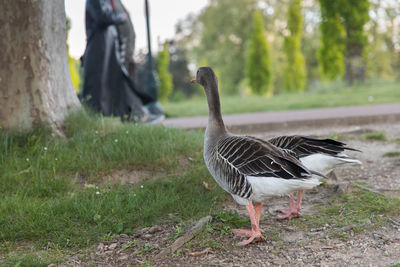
[267,135,360,158]
[217,136,315,181]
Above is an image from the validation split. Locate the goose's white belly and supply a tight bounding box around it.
[246,176,321,203]
[231,176,321,205]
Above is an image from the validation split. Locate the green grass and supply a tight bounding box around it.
[352,181,373,188]
[1,250,65,267]
[383,151,400,157]
[163,80,400,117]
[0,110,227,264]
[364,131,387,141]
[291,189,400,235]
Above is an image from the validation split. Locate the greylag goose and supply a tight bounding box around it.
[192,67,326,245]
[267,136,361,219]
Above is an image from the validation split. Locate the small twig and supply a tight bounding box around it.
[380,188,400,192]
[156,216,212,258]
[321,243,345,249]
[388,218,400,226]
[332,221,371,234]
[338,208,346,217]
[94,261,108,266]
[189,248,212,256]
[351,183,383,195]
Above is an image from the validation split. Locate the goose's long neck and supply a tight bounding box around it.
[204,81,226,140]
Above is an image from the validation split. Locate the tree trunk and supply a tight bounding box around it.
[345,44,365,86]
[345,28,366,86]
[0,0,80,134]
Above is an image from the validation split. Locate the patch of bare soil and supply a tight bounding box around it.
[104,169,156,185]
[85,156,193,187]
[71,123,400,266]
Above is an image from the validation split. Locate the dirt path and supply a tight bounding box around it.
[71,122,400,266]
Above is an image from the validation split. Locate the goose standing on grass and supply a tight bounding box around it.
[192,66,327,246]
[267,136,361,219]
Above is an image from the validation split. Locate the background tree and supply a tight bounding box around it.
[157,42,173,102]
[0,0,80,134]
[168,41,199,99]
[193,0,257,94]
[318,0,345,80]
[174,0,397,96]
[338,0,370,85]
[246,11,272,95]
[284,0,307,91]
[301,0,322,86]
[365,0,399,81]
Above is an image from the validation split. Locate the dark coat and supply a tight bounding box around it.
[82,0,153,119]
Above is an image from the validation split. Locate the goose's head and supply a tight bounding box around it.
[191,67,218,92]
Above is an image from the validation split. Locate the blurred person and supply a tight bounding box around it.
[82,0,162,123]
[113,0,136,79]
[113,0,165,120]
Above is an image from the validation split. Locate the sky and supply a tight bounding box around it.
[65,0,208,58]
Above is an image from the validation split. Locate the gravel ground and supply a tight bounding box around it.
[71,122,400,266]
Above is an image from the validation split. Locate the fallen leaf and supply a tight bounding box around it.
[203,181,211,190]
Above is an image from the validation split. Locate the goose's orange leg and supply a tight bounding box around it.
[232,202,265,246]
[254,202,264,232]
[276,190,304,220]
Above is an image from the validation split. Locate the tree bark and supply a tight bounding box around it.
[345,40,365,86]
[0,0,80,134]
